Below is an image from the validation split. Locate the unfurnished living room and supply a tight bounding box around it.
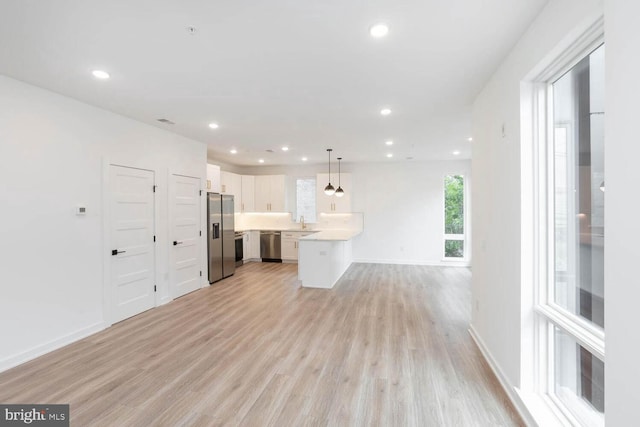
[0,1,637,426]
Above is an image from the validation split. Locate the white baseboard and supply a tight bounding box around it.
[353,258,471,267]
[468,325,537,427]
[0,322,105,373]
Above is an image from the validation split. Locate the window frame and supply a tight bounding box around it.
[530,25,605,426]
[443,174,467,260]
[294,176,317,224]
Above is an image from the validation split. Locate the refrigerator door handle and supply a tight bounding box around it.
[213,223,220,239]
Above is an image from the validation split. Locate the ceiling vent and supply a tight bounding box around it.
[157,118,175,125]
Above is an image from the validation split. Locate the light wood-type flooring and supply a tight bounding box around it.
[0,262,523,426]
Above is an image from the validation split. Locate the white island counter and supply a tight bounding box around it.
[298,229,361,289]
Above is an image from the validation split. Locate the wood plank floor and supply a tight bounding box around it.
[0,262,523,426]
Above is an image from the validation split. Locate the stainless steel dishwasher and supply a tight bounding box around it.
[260,231,282,262]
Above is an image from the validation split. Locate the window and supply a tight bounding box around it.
[295,178,316,223]
[444,175,465,258]
[535,42,605,425]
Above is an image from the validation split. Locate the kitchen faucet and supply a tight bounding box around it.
[300,215,306,230]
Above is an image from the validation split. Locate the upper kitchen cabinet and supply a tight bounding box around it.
[240,175,255,213]
[254,175,286,212]
[316,173,352,213]
[220,171,237,195]
[206,164,221,193]
[220,171,242,212]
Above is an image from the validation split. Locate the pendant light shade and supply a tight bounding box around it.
[335,157,344,197]
[324,149,335,196]
[324,183,335,196]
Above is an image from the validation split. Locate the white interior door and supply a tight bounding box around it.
[170,174,202,298]
[109,165,156,323]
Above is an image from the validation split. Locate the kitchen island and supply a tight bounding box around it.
[298,229,361,289]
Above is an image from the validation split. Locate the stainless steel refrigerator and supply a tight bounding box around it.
[207,193,235,283]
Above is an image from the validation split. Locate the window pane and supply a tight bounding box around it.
[552,44,604,329]
[553,327,604,426]
[296,178,316,223]
[444,175,464,234]
[444,240,464,258]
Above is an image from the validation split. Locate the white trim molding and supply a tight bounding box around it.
[469,326,538,427]
[0,322,105,373]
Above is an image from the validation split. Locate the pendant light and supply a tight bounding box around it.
[324,148,335,196]
[335,157,345,197]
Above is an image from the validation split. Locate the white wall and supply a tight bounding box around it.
[0,75,207,371]
[471,0,603,391]
[349,161,470,265]
[604,0,640,423]
[227,160,471,266]
[472,0,640,424]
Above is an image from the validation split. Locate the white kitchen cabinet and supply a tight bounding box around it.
[248,230,261,259]
[220,171,231,194]
[281,231,317,262]
[220,171,241,195]
[281,236,297,261]
[240,175,255,213]
[220,171,242,212]
[254,175,286,212]
[206,164,221,192]
[242,233,249,261]
[316,173,352,213]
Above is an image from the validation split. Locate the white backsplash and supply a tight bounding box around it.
[235,212,363,232]
[317,212,363,231]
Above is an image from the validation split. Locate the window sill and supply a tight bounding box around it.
[518,390,574,427]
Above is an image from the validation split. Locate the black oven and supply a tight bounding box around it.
[234,232,244,267]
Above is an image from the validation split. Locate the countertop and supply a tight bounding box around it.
[236,228,317,233]
[298,229,361,241]
[235,228,362,241]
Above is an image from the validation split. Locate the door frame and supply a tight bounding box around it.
[168,171,206,299]
[102,158,160,327]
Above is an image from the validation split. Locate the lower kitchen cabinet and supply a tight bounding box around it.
[242,232,250,262]
[249,231,261,259]
[282,236,298,261]
[242,231,261,261]
[281,231,317,262]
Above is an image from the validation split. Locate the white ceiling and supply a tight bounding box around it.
[0,0,547,166]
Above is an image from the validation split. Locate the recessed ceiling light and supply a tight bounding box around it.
[208,123,219,129]
[302,157,308,162]
[258,159,265,163]
[380,108,392,116]
[282,146,289,151]
[92,70,110,79]
[230,149,237,154]
[370,23,389,38]
[453,150,461,155]
[385,140,393,146]
[467,137,473,142]
[386,153,393,158]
